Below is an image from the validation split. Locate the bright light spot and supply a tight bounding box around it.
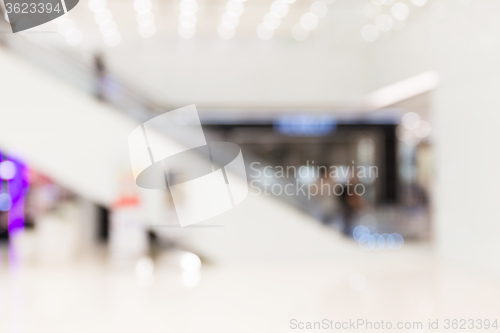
[0,161,16,180]
[257,23,274,40]
[349,273,367,291]
[104,31,122,46]
[178,25,196,38]
[138,24,156,37]
[179,0,198,14]
[361,24,379,42]
[99,20,117,36]
[263,12,281,30]
[300,12,319,31]
[353,225,370,241]
[291,23,309,41]
[386,234,395,249]
[134,0,152,12]
[391,233,404,250]
[182,271,200,288]
[65,29,83,45]
[402,112,420,130]
[391,2,410,20]
[377,234,386,249]
[88,0,107,12]
[310,1,328,19]
[415,120,431,138]
[226,0,244,16]
[137,11,154,26]
[136,256,154,279]
[94,9,113,25]
[58,18,75,36]
[411,0,427,6]
[222,12,239,28]
[364,3,381,19]
[282,0,296,3]
[376,14,393,32]
[0,193,12,212]
[180,252,201,271]
[218,24,236,39]
[270,0,289,18]
[324,0,335,3]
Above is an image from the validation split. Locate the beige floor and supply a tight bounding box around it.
[1,243,499,333]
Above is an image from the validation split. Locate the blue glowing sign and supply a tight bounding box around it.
[273,115,336,136]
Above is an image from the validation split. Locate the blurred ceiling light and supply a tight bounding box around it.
[180,252,201,271]
[410,0,427,6]
[361,24,379,42]
[263,13,281,29]
[310,1,328,19]
[0,161,16,180]
[179,0,197,38]
[256,23,274,40]
[94,8,113,25]
[391,2,410,20]
[179,0,198,14]
[222,12,239,29]
[364,3,381,19]
[402,112,420,130]
[415,120,432,138]
[88,0,121,46]
[375,14,393,32]
[270,0,289,17]
[366,71,440,109]
[178,25,196,38]
[371,0,385,5]
[134,0,156,37]
[226,0,244,16]
[137,11,154,26]
[218,24,235,39]
[257,0,293,40]
[219,0,244,39]
[134,0,152,12]
[300,13,319,31]
[88,0,107,12]
[99,20,117,36]
[291,23,309,40]
[58,18,76,35]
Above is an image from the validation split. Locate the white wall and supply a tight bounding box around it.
[371,0,500,274]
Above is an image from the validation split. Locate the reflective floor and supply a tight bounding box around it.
[1,244,499,333]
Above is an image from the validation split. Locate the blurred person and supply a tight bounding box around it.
[312,167,339,225]
[339,176,365,237]
[93,53,107,101]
